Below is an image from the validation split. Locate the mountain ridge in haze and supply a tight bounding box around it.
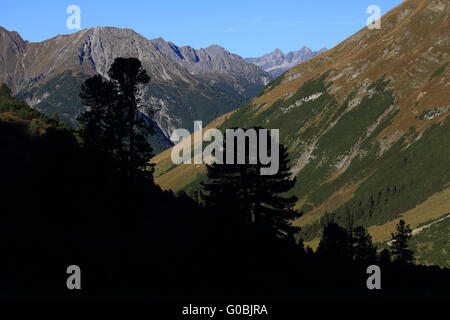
[245,46,327,78]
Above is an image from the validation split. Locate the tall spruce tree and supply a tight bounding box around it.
[317,222,350,260]
[79,57,156,182]
[201,128,300,240]
[352,226,376,263]
[379,248,391,265]
[391,219,414,265]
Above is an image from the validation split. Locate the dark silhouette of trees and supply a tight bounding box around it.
[391,219,414,265]
[317,219,375,264]
[79,57,157,183]
[346,211,355,259]
[379,248,391,265]
[2,77,449,301]
[78,75,116,153]
[316,222,350,260]
[352,226,377,263]
[201,128,300,241]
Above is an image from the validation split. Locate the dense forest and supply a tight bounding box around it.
[0,58,448,300]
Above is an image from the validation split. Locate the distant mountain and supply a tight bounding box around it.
[245,46,327,78]
[0,26,269,152]
[152,39,271,100]
[153,0,450,263]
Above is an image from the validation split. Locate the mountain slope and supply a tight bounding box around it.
[0,27,28,88]
[153,0,450,249]
[245,46,327,78]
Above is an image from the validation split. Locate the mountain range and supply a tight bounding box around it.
[0,25,326,153]
[151,39,271,100]
[0,26,272,152]
[152,0,450,266]
[245,46,327,78]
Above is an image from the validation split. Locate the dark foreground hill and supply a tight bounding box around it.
[0,83,449,301]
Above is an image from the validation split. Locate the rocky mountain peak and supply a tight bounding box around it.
[245,45,327,78]
[0,27,28,91]
[272,48,284,56]
[151,38,271,97]
[299,46,312,53]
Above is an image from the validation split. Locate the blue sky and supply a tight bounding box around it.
[1,0,404,58]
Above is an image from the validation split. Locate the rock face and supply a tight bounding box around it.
[245,46,327,78]
[0,26,268,152]
[0,27,28,91]
[151,39,271,99]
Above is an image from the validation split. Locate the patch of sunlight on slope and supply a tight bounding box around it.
[369,187,450,243]
[293,180,364,227]
[151,110,235,191]
[304,238,320,251]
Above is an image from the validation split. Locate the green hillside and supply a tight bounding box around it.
[376,214,450,268]
[152,0,450,265]
[409,215,449,267]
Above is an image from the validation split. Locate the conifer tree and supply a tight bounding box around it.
[352,226,376,263]
[79,57,157,182]
[379,248,391,265]
[391,219,414,265]
[201,128,300,240]
[317,222,350,260]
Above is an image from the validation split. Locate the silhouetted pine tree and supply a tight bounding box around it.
[79,75,116,154]
[391,219,414,265]
[352,226,377,263]
[379,248,391,265]
[201,128,300,240]
[79,57,157,182]
[317,222,350,260]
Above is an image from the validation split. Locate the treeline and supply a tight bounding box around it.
[0,58,448,300]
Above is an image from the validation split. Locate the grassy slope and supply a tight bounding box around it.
[408,215,449,267]
[374,213,450,268]
[0,83,63,170]
[0,83,52,131]
[368,188,450,243]
[152,111,235,192]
